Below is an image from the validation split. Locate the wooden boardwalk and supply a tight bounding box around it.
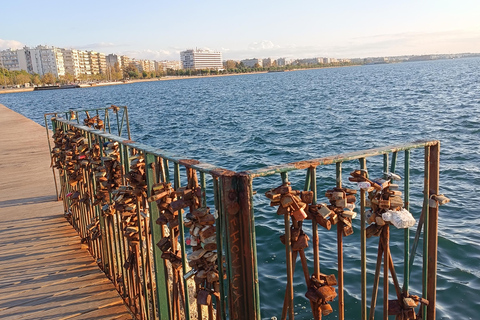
[0,104,133,320]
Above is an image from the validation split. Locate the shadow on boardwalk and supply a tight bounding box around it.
[0,104,132,320]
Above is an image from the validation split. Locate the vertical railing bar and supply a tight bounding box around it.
[280,172,293,319]
[336,162,344,320]
[383,225,390,320]
[145,153,170,320]
[382,153,389,318]
[174,163,191,320]
[304,168,311,191]
[390,151,398,173]
[383,153,389,176]
[403,149,410,293]
[247,175,261,320]
[124,106,132,140]
[359,158,367,320]
[118,108,126,137]
[175,162,191,320]
[427,143,440,320]
[212,177,227,320]
[408,206,424,275]
[284,206,294,320]
[115,106,121,136]
[422,146,430,319]
[135,187,151,319]
[164,159,171,184]
[46,115,60,200]
[281,172,288,184]
[106,109,112,134]
[200,171,207,208]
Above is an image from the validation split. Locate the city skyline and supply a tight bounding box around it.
[1,0,479,61]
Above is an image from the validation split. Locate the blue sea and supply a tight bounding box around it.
[1,58,479,319]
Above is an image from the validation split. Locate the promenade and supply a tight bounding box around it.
[0,104,132,319]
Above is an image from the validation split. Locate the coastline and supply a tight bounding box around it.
[0,65,357,95]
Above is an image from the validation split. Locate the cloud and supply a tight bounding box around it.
[0,39,24,50]
[74,42,122,50]
[119,48,180,61]
[223,30,480,60]
[330,30,480,57]
[248,40,279,51]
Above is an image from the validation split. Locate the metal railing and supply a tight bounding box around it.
[45,108,443,320]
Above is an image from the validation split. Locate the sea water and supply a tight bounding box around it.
[2,57,479,319]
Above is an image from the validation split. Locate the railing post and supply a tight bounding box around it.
[427,142,440,320]
[219,171,260,320]
[145,153,170,320]
[336,162,344,320]
[422,146,430,319]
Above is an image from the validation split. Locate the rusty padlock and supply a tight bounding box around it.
[197,289,212,305]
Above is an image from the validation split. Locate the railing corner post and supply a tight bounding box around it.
[219,172,260,320]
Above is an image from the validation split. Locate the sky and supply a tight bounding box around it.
[1,0,479,61]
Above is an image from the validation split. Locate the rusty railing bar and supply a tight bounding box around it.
[247,140,439,178]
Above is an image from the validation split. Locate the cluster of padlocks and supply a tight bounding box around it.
[83,112,104,129]
[305,273,338,316]
[52,127,86,187]
[151,180,221,307]
[265,182,347,317]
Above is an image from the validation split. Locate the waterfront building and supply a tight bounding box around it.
[276,57,289,66]
[0,48,26,71]
[26,45,65,77]
[180,49,223,70]
[120,56,131,70]
[77,50,91,75]
[136,59,155,73]
[96,52,107,74]
[241,58,262,68]
[61,49,81,77]
[106,54,123,69]
[1,46,65,77]
[262,58,272,68]
[87,51,107,74]
[296,58,322,65]
[156,60,181,72]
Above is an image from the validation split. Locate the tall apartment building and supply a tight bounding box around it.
[1,46,66,77]
[180,49,223,70]
[77,51,91,75]
[262,58,272,68]
[120,56,131,69]
[61,49,81,76]
[0,49,26,71]
[276,58,289,66]
[106,54,122,69]
[240,58,262,68]
[90,52,100,74]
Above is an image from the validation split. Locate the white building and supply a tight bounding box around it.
[25,46,65,77]
[180,49,223,70]
[241,58,262,68]
[276,58,289,66]
[156,60,181,71]
[0,49,26,71]
[61,49,81,76]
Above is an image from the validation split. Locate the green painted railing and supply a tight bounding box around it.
[46,108,443,320]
